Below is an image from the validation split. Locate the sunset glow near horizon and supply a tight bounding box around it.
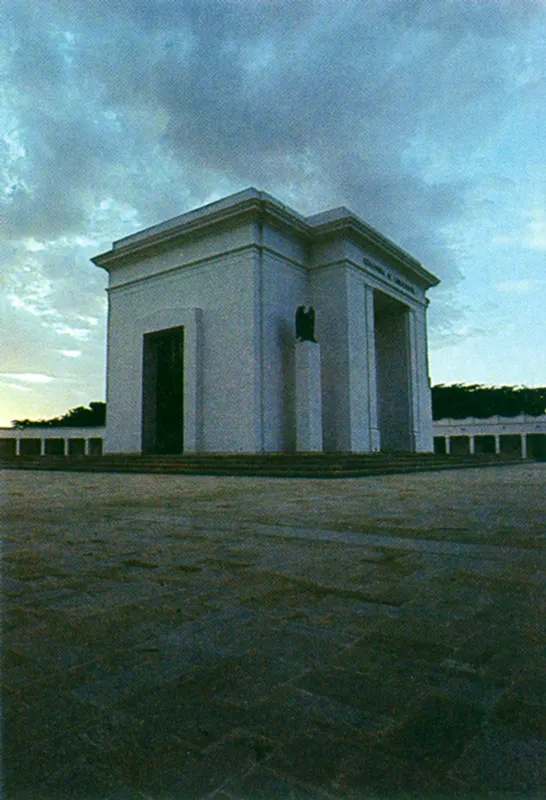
[1,0,545,427]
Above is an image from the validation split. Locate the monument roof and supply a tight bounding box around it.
[92,188,439,288]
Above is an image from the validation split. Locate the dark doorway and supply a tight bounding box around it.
[142,326,184,454]
[527,434,546,459]
[68,438,86,456]
[475,435,496,454]
[88,438,103,456]
[500,434,522,457]
[0,439,16,456]
[434,437,447,454]
[450,436,470,455]
[20,438,41,455]
[374,291,412,451]
[45,438,65,455]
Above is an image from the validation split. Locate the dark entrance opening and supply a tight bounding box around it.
[374,291,412,452]
[0,439,16,456]
[88,437,104,456]
[450,435,470,455]
[433,437,447,455]
[500,434,521,457]
[68,438,86,456]
[20,438,41,456]
[527,434,546,459]
[142,326,184,454]
[45,438,65,455]
[474,435,496,454]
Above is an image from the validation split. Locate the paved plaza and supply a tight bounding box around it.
[2,463,545,798]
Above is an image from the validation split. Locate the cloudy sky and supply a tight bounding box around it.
[1,0,545,426]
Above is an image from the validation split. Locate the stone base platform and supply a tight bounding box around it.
[0,451,525,478]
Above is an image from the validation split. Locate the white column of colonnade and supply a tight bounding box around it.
[407,308,420,452]
[365,286,380,451]
[441,433,529,457]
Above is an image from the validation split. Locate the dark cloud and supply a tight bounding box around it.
[3,0,542,248]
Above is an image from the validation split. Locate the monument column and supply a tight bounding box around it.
[294,305,323,452]
[295,339,323,451]
[408,304,434,452]
[408,308,420,451]
[365,286,380,451]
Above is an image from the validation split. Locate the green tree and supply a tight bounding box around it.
[12,402,106,429]
[432,385,546,420]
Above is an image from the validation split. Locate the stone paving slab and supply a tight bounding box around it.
[1,464,545,798]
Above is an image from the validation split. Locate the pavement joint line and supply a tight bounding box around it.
[249,524,546,560]
[133,514,546,562]
[251,570,403,606]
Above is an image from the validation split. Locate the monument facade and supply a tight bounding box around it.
[92,189,439,454]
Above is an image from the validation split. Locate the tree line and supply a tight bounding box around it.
[12,402,106,429]
[10,386,546,427]
[431,384,546,420]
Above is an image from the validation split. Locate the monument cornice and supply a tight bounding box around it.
[92,190,310,271]
[309,216,439,289]
[92,199,258,270]
[92,188,439,291]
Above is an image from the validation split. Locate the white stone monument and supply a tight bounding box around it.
[92,189,439,455]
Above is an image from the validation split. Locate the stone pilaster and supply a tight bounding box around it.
[295,340,323,452]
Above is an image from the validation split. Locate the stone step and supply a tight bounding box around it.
[0,452,523,477]
[0,454,506,466]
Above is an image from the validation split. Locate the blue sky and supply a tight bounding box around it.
[1,0,545,426]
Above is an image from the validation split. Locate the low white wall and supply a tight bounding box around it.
[0,427,106,456]
[433,415,546,458]
[433,414,546,437]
